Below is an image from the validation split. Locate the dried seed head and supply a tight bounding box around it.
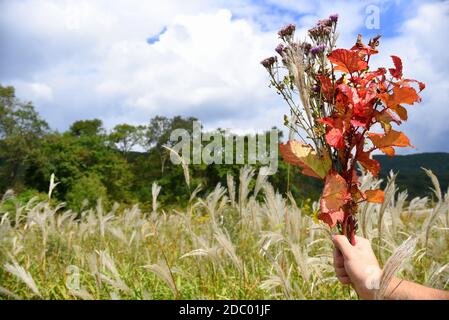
[310,44,326,55]
[275,43,285,55]
[260,56,277,69]
[278,24,296,38]
[329,13,339,23]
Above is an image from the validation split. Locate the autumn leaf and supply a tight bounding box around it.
[357,151,381,177]
[328,49,368,74]
[374,109,401,132]
[319,117,347,149]
[402,79,425,92]
[381,86,421,108]
[389,55,403,79]
[380,146,396,156]
[319,172,351,214]
[279,140,332,179]
[326,128,344,149]
[365,189,384,203]
[351,34,379,56]
[318,209,344,228]
[390,104,408,121]
[317,74,334,102]
[368,130,413,156]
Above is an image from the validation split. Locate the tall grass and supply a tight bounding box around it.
[0,167,448,299]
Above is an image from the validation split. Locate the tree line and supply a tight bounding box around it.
[0,84,322,211]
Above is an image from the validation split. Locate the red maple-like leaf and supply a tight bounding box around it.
[388,55,403,79]
[368,130,413,156]
[317,74,334,102]
[328,49,368,74]
[365,189,385,203]
[318,209,344,228]
[320,172,350,212]
[380,86,421,108]
[357,151,381,177]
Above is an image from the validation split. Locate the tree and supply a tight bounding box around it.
[69,119,104,137]
[109,123,145,158]
[26,131,134,204]
[0,85,49,191]
[144,115,197,172]
[65,173,109,212]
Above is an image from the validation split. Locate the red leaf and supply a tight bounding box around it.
[380,86,421,107]
[380,146,395,157]
[388,55,403,79]
[320,172,351,215]
[403,79,425,92]
[368,130,413,156]
[328,49,368,74]
[365,189,385,203]
[318,209,344,228]
[317,74,334,102]
[390,105,408,121]
[357,151,381,177]
[325,128,344,149]
[319,117,347,150]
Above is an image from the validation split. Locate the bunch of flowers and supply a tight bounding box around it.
[261,15,425,245]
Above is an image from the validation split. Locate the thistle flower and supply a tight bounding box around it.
[278,24,296,38]
[308,25,332,39]
[310,44,326,55]
[260,56,277,69]
[317,18,332,27]
[275,43,285,55]
[329,13,339,23]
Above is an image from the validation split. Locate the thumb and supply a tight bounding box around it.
[332,235,354,259]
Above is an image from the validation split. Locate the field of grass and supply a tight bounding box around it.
[0,167,448,300]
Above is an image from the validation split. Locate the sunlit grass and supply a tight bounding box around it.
[0,167,448,299]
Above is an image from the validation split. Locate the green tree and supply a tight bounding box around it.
[0,85,49,191]
[109,123,145,158]
[26,126,134,204]
[65,173,109,211]
[69,119,104,137]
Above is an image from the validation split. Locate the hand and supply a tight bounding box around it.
[332,235,382,300]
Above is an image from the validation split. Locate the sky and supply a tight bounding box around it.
[0,0,448,153]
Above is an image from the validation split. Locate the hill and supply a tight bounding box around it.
[374,152,449,199]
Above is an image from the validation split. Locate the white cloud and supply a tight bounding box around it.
[0,0,447,152]
[372,1,449,152]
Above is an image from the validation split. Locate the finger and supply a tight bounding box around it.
[333,249,344,268]
[335,266,347,277]
[332,235,354,259]
[337,275,351,285]
[335,268,348,277]
[354,235,370,247]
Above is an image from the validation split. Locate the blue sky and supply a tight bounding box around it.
[0,0,448,152]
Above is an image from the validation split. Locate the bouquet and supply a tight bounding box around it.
[261,15,425,245]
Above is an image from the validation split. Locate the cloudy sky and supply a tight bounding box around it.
[1,0,448,152]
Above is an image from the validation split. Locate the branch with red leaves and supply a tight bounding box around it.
[261,15,425,245]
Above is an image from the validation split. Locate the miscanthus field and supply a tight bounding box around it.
[0,166,448,300]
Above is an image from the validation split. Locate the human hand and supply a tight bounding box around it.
[332,235,382,300]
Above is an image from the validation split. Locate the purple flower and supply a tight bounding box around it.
[278,24,296,38]
[317,18,332,27]
[260,56,277,68]
[301,42,311,54]
[275,43,285,55]
[312,85,320,93]
[308,25,331,39]
[329,13,339,23]
[310,44,326,55]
